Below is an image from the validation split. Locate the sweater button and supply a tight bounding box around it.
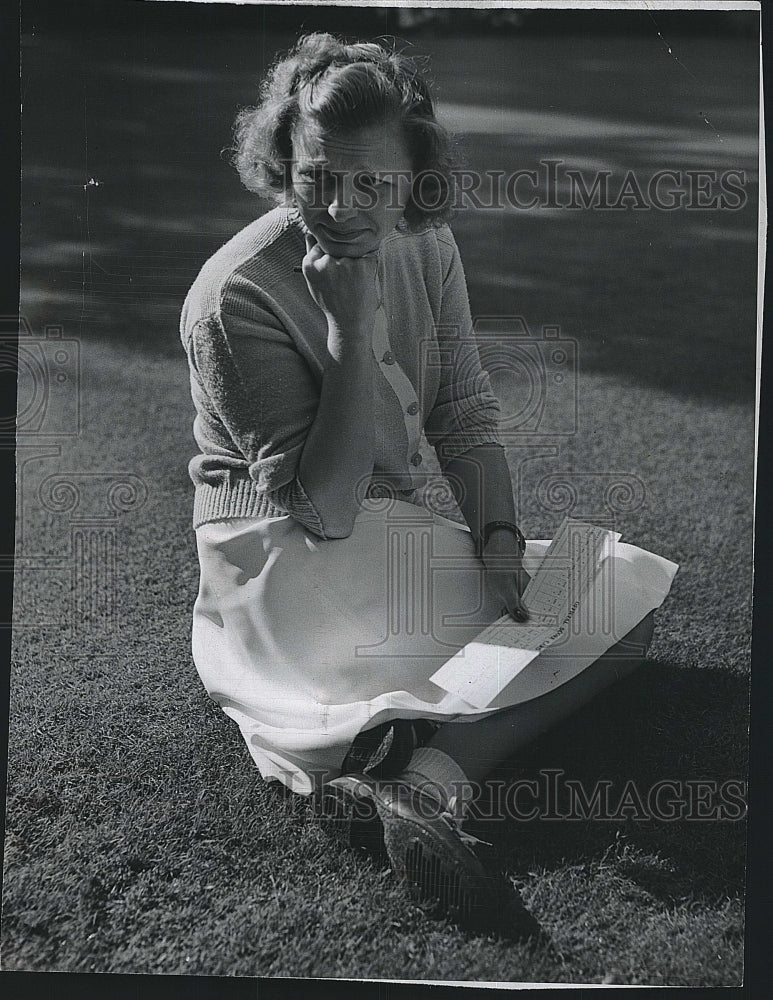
[411,452,423,466]
[382,350,395,365]
[406,401,419,415]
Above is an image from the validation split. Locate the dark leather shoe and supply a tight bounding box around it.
[320,774,537,937]
[372,780,534,935]
[318,773,385,857]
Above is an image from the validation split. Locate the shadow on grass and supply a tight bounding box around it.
[254,659,746,951]
[264,659,747,912]
[479,660,748,905]
[461,266,758,408]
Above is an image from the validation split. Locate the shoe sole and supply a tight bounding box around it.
[378,807,506,931]
[323,781,535,936]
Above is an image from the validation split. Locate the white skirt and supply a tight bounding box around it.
[192,500,677,794]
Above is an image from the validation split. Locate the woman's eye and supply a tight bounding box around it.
[297,167,325,184]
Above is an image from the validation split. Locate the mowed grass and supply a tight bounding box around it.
[5,16,756,984]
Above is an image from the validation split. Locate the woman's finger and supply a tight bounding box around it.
[499,602,528,623]
[501,584,528,622]
[490,573,529,623]
[516,567,531,599]
[302,238,325,277]
[510,595,529,623]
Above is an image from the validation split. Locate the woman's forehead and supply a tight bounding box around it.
[292,121,409,169]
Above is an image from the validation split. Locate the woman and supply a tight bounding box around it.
[180,33,676,933]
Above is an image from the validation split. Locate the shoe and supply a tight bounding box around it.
[321,774,536,937]
[373,779,533,935]
[320,719,442,855]
[318,772,385,857]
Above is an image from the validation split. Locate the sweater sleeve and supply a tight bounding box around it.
[189,307,328,538]
[423,230,503,471]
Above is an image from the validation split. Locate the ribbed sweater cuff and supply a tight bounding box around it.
[192,478,287,529]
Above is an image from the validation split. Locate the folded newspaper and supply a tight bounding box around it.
[429,518,678,710]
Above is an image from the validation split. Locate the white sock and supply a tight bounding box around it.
[397,746,473,817]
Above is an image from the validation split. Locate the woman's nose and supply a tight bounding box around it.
[326,173,359,221]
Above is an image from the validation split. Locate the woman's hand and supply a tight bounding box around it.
[294,231,378,538]
[481,529,531,622]
[301,233,379,348]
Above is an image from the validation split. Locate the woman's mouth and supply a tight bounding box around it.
[319,225,368,242]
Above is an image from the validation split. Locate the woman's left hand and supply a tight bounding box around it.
[481,531,531,622]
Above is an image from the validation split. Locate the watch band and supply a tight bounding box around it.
[480,520,526,557]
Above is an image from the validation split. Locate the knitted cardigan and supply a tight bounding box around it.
[179,204,503,539]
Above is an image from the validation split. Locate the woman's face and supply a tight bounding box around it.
[290,119,413,258]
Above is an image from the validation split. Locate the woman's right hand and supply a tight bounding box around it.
[301,233,379,348]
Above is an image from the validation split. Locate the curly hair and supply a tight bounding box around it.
[231,33,457,229]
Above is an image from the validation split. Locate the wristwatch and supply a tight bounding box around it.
[480,520,526,557]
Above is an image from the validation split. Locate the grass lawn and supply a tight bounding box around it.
[4,10,757,986]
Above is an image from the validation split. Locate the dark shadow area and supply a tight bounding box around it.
[23,0,760,39]
[479,660,748,904]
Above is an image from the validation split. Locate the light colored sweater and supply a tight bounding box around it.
[180,204,503,538]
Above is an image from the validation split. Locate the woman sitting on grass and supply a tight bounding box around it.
[180,32,674,934]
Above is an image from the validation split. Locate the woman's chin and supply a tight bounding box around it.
[321,241,379,258]
[313,228,380,258]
